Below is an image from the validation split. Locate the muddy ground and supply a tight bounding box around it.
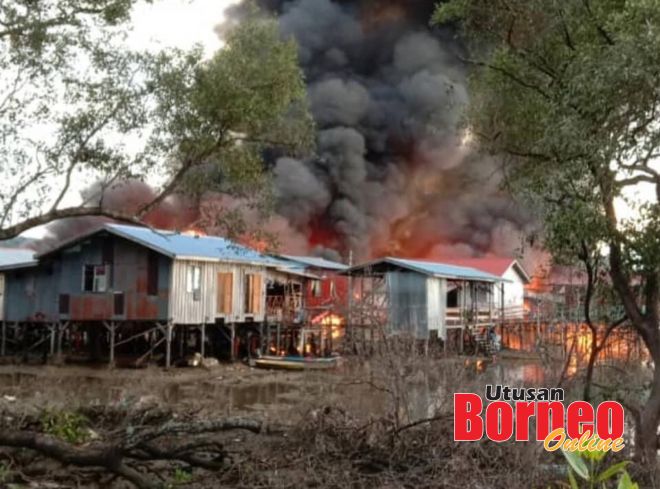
[0,356,627,489]
[0,361,395,422]
[0,355,549,420]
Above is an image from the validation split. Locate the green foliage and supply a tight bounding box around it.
[562,449,636,489]
[432,0,660,294]
[173,467,193,485]
[162,467,193,488]
[0,462,10,483]
[0,1,313,240]
[40,410,90,444]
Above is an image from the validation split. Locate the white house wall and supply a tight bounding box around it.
[494,266,526,316]
[426,277,447,340]
[169,260,267,325]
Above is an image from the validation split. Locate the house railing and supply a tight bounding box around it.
[266,294,303,323]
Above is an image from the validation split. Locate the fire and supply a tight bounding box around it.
[312,312,345,339]
[182,227,206,237]
[241,236,268,253]
[361,3,405,30]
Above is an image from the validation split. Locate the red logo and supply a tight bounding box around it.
[454,386,625,452]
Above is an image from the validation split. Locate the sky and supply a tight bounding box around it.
[129,0,240,55]
[20,0,240,238]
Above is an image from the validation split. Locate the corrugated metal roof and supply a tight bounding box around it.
[38,224,304,270]
[0,248,37,271]
[280,255,348,271]
[344,257,508,283]
[105,224,288,266]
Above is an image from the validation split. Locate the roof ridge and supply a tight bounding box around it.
[107,223,240,243]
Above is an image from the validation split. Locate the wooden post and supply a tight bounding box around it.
[165,322,173,368]
[230,323,236,362]
[1,321,5,356]
[178,326,185,359]
[259,321,265,356]
[49,323,56,356]
[57,321,66,358]
[276,323,281,355]
[488,284,493,325]
[200,323,206,358]
[106,321,116,367]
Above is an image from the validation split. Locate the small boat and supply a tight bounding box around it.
[253,355,340,371]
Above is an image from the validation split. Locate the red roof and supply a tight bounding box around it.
[438,257,530,283]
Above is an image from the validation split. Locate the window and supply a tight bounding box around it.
[59,294,70,315]
[447,288,458,308]
[244,273,262,314]
[311,280,322,297]
[82,265,109,292]
[147,251,159,296]
[187,265,202,301]
[217,272,233,314]
[114,292,125,316]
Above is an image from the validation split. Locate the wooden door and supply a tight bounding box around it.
[217,272,233,315]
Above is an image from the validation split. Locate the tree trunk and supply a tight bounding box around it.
[636,327,660,465]
[583,329,600,403]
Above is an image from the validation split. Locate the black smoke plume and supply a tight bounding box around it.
[223,0,535,262]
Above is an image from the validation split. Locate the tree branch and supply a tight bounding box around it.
[0,207,141,240]
[0,430,156,489]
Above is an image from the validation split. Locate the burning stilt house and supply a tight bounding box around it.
[271,255,349,356]
[342,257,507,347]
[0,224,312,366]
[275,255,348,315]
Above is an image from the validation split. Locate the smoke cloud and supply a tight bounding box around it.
[223,0,535,262]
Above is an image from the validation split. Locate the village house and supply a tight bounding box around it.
[342,257,507,346]
[0,224,312,366]
[439,257,530,319]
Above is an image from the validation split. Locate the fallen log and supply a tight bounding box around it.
[0,416,264,489]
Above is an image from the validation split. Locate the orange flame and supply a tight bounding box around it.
[182,227,207,237]
[312,312,345,339]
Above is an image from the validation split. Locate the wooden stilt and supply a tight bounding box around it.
[56,321,67,358]
[230,323,236,362]
[276,324,281,355]
[104,321,117,367]
[1,322,5,356]
[259,321,265,356]
[165,322,173,368]
[48,323,57,357]
[201,323,206,358]
[178,326,185,359]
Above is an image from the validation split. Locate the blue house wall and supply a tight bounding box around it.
[3,231,171,322]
